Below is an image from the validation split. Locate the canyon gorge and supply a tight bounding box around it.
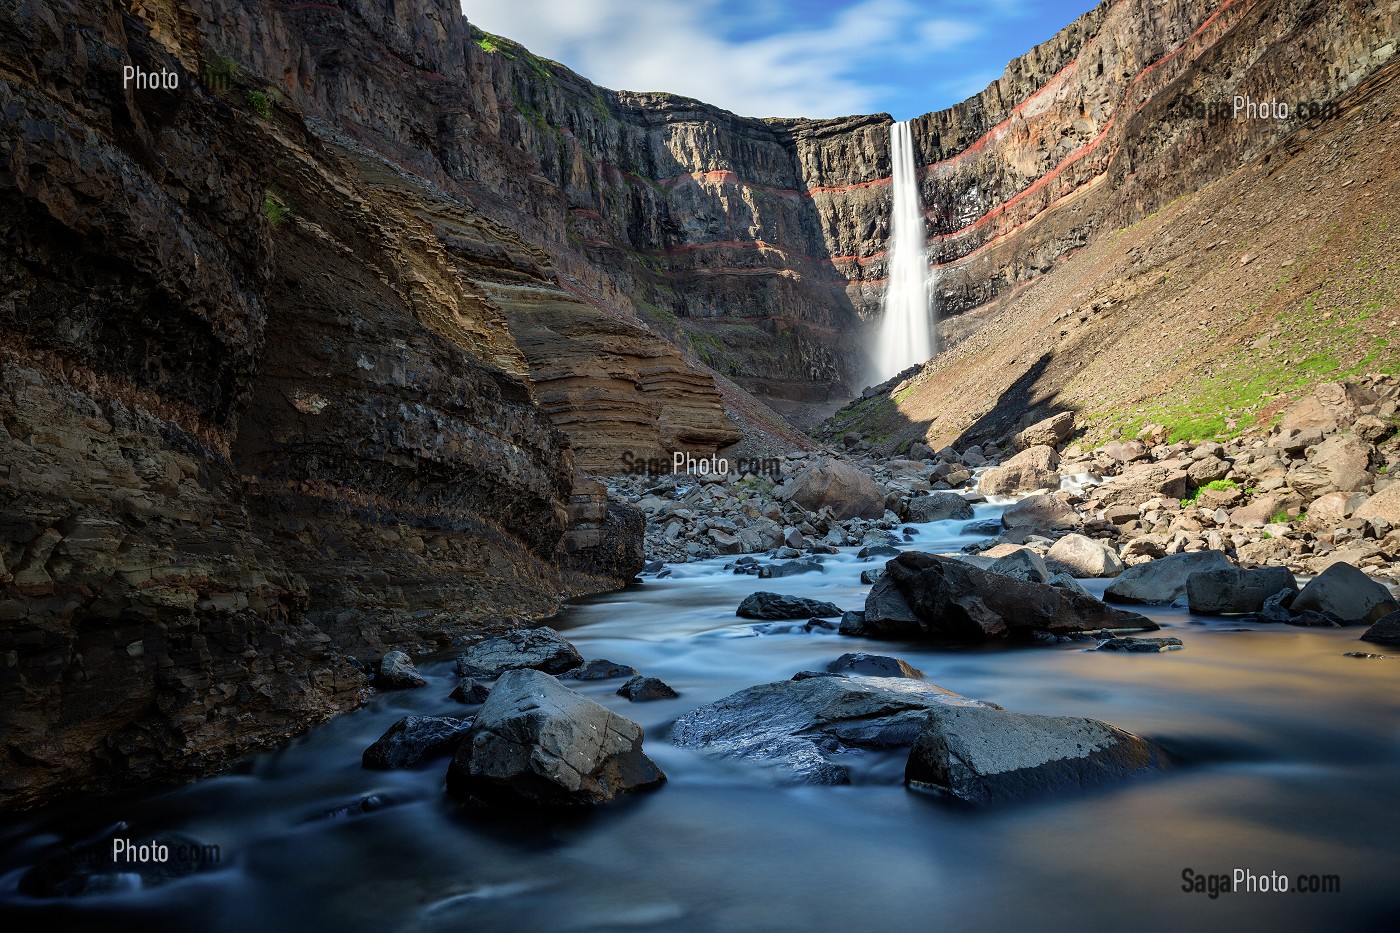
[2,0,1399,819]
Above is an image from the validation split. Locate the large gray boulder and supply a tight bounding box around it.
[1000,495,1080,534]
[737,592,844,620]
[778,457,884,520]
[906,492,974,523]
[826,652,924,678]
[1103,551,1234,605]
[984,548,1054,584]
[376,650,427,689]
[1015,412,1074,450]
[446,669,665,806]
[671,675,997,784]
[1047,533,1125,578]
[862,552,1157,642]
[362,716,472,770]
[905,706,1168,803]
[1186,566,1298,615]
[1290,563,1400,625]
[454,627,583,679]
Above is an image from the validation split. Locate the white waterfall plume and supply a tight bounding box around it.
[872,119,935,381]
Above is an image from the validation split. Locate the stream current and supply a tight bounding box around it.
[2,501,1398,932]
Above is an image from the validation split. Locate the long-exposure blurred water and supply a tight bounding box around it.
[2,501,1397,932]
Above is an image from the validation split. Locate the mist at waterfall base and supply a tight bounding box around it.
[872,120,936,383]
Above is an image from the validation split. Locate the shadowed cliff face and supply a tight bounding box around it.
[173,0,1398,416]
[0,0,644,811]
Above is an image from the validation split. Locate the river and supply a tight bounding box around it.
[2,502,1398,931]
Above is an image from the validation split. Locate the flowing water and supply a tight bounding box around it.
[2,500,1399,932]
[873,119,935,380]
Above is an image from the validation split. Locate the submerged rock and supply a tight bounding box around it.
[618,675,679,701]
[1290,563,1400,625]
[737,591,844,620]
[861,552,1156,642]
[1091,636,1184,652]
[454,627,584,679]
[1103,551,1234,605]
[1185,566,1298,615]
[376,650,427,689]
[905,706,1168,803]
[759,557,824,579]
[447,669,665,806]
[563,659,639,680]
[671,675,997,784]
[826,652,924,678]
[362,716,472,769]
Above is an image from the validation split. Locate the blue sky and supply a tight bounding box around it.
[462,0,1101,120]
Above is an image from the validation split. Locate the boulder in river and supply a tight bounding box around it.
[447,669,665,806]
[1361,611,1400,645]
[454,627,584,679]
[1290,562,1400,625]
[906,492,974,523]
[450,677,491,704]
[671,675,998,784]
[999,494,1080,534]
[1186,566,1298,615]
[826,652,924,678]
[1091,636,1183,652]
[376,650,427,689]
[861,552,1157,642]
[1046,533,1125,578]
[737,591,845,620]
[563,659,639,680]
[759,557,824,579]
[362,716,473,769]
[905,706,1168,803]
[1103,551,1234,605]
[618,675,678,701]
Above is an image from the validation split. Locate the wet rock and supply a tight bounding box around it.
[759,557,824,579]
[838,610,868,635]
[862,552,1157,642]
[671,675,997,784]
[1360,611,1400,645]
[827,652,924,678]
[904,707,1168,803]
[454,627,584,679]
[737,592,845,620]
[19,829,217,897]
[362,716,472,769]
[563,659,639,680]
[618,675,679,701]
[450,678,492,704]
[376,650,427,690]
[446,669,665,806]
[1047,533,1125,578]
[906,492,974,523]
[778,457,884,520]
[1290,563,1400,625]
[960,518,1004,536]
[1092,636,1184,652]
[1186,566,1298,615]
[857,543,902,560]
[860,568,887,585]
[1103,551,1234,605]
[1000,495,1080,534]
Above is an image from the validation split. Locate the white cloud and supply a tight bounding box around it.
[461,0,982,118]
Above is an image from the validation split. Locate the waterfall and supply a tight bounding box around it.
[872,119,935,381]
